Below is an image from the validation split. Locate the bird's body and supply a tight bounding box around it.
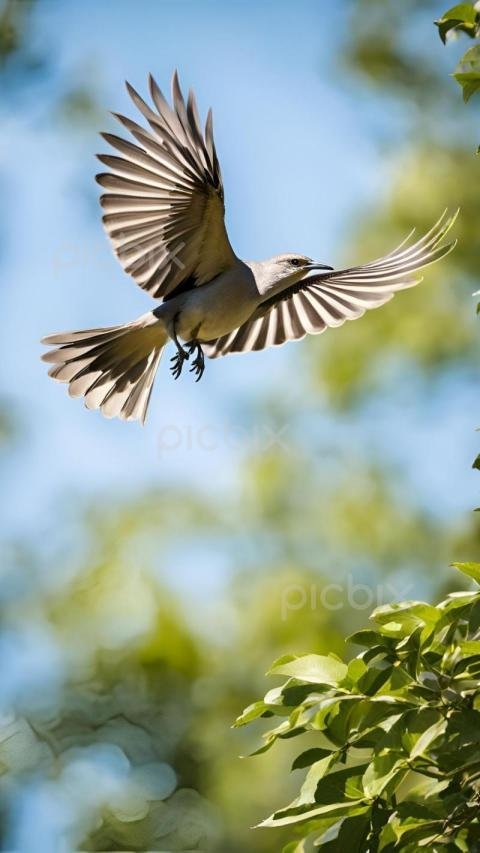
[42,72,457,423]
[156,259,258,343]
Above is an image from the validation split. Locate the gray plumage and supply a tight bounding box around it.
[42,72,458,423]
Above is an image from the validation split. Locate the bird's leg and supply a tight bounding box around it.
[187,340,205,382]
[169,313,189,380]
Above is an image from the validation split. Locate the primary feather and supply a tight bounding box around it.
[96,71,237,300]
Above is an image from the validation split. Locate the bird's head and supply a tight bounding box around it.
[255,253,333,296]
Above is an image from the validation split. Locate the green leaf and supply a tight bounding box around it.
[453,70,480,102]
[445,708,480,743]
[311,695,362,733]
[233,700,271,727]
[280,682,330,707]
[362,753,407,799]
[453,45,480,102]
[291,747,334,771]
[379,814,443,850]
[343,658,368,688]
[370,601,439,638]
[458,44,480,66]
[299,815,345,847]
[268,654,348,685]
[438,591,479,621]
[246,715,306,756]
[293,756,337,807]
[260,764,371,827]
[472,453,480,470]
[316,812,372,851]
[459,639,480,657]
[282,841,307,853]
[347,629,384,648]
[347,700,403,743]
[435,4,479,44]
[452,561,480,583]
[360,712,426,798]
[409,716,446,759]
[247,733,278,757]
[259,800,369,828]
[268,653,297,670]
[365,667,398,697]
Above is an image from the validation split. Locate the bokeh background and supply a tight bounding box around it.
[0,0,479,850]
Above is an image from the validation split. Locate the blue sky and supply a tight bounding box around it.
[1,0,477,550]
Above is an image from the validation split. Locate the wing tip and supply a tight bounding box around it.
[111,110,127,126]
[41,333,65,347]
[448,207,460,231]
[171,68,185,105]
[148,72,160,102]
[442,237,458,257]
[99,130,118,146]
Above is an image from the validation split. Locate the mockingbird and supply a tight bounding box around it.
[42,72,457,423]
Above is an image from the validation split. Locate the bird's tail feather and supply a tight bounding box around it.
[41,312,167,423]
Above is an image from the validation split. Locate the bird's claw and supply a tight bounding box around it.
[169,341,205,381]
[189,354,205,382]
[187,341,205,382]
[170,349,189,380]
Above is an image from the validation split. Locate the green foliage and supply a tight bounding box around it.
[436,2,480,142]
[0,0,34,66]
[319,2,480,407]
[237,563,480,850]
[435,4,480,45]
[453,44,480,102]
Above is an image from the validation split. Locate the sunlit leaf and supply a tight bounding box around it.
[435,4,479,44]
[452,561,480,583]
[453,44,480,101]
[291,748,335,771]
[268,655,348,686]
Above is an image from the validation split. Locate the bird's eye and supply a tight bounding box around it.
[290,258,301,267]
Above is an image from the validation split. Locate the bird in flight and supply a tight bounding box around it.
[42,72,457,424]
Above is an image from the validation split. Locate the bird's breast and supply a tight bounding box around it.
[175,274,258,342]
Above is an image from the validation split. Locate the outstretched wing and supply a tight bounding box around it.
[203,210,457,358]
[96,72,237,300]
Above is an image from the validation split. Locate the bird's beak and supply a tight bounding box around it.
[306,261,334,271]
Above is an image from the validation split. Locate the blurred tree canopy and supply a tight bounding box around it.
[0,0,101,127]
[2,450,478,850]
[309,0,480,407]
